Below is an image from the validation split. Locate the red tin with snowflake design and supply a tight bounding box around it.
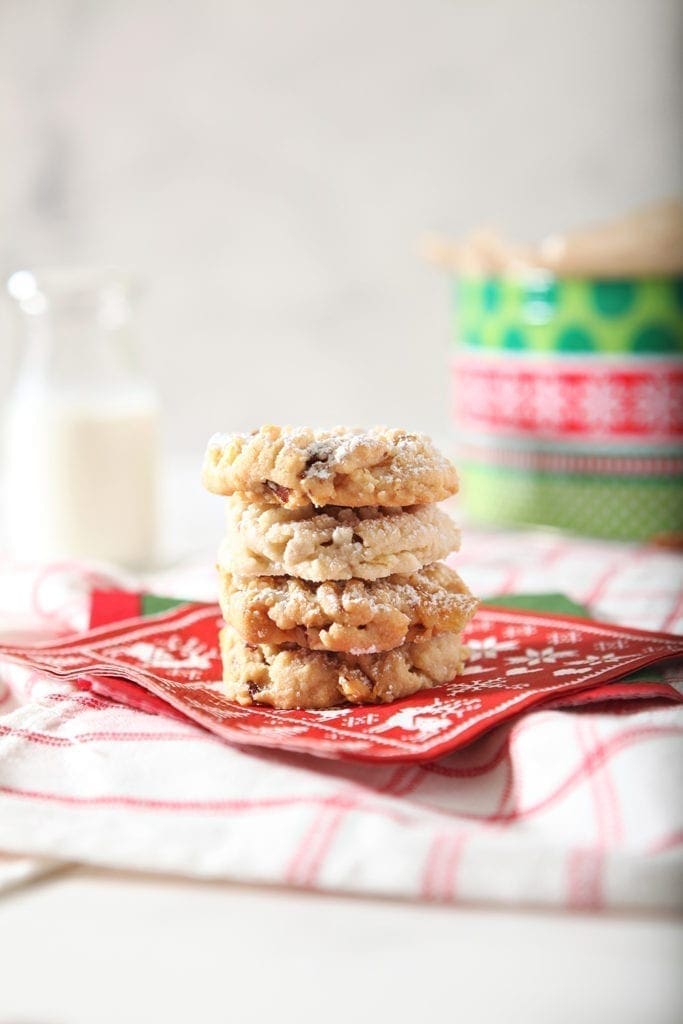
[450,352,683,443]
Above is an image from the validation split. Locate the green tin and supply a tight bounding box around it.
[450,272,683,540]
[460,460,683,542]
[455,275,683,355]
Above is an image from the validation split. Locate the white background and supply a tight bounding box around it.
[1,0,681,457]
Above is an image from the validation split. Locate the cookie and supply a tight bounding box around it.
[219,497,461,581]
[218,562,478,654]
[220,625,467,709]
[203,425,459,508]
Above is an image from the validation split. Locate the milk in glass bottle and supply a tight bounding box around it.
[3,269,159,566]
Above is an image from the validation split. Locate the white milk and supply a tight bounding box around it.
[3,389,159,566]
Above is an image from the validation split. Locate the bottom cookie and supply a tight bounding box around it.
[220,625,467,709]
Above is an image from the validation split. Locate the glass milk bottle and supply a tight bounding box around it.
[3,268,159,567]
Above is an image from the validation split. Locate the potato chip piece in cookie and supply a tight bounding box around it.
[220,625,467,709]
[219,562,478,654]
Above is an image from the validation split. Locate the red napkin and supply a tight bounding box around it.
[0,597,680,762]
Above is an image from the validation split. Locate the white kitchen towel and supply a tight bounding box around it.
[0,528,681,910]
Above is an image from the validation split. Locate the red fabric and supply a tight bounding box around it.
[89,589,142,629]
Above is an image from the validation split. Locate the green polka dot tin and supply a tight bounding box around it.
[450,273,683,540]
[455,275,683,355]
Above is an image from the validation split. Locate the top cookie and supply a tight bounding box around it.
[202,425,459,508]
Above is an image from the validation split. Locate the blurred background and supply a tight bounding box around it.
[2,0,681,454]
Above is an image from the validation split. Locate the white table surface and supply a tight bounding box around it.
[1,462,682,1023]
[1,866,682,1024]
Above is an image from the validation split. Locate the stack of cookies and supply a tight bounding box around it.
[202,425,478,710]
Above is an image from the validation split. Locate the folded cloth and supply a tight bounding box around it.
[0,529,681,910]
[0,852,64,894]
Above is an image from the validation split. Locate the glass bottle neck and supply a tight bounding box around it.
[7,268,150,401]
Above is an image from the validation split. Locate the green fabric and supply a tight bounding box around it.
[141,594,188,616]
[461,463,683,540]
[482,592,591,617]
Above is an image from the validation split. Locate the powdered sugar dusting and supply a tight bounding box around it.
[208,430,252,450]
[208,432,233,449]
